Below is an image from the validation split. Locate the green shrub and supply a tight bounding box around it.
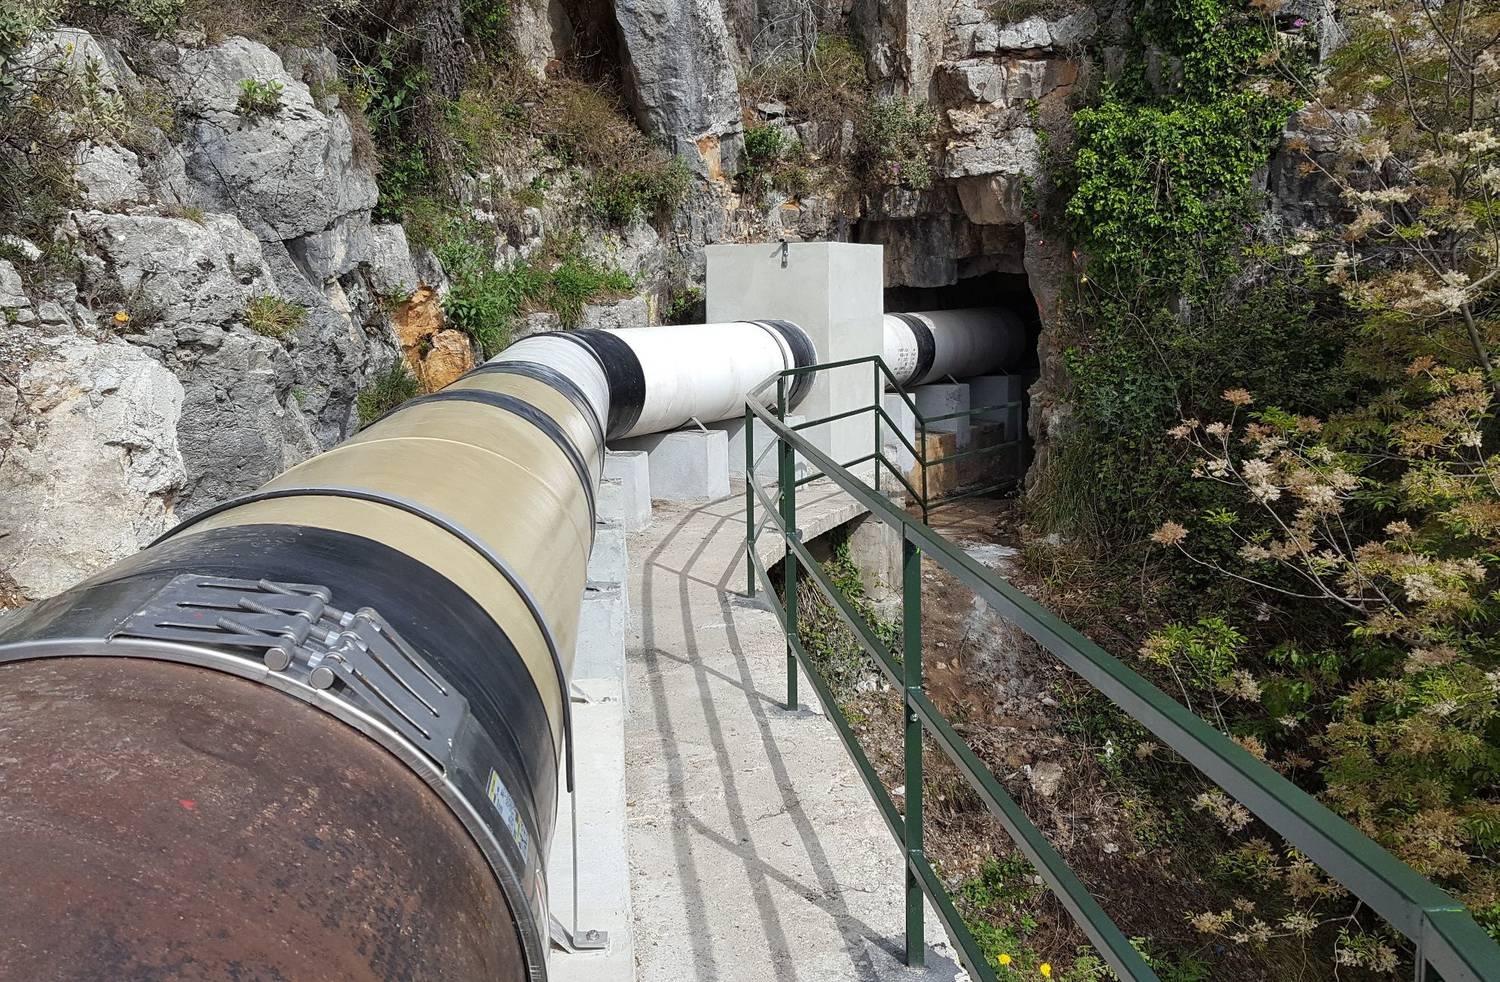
[460,0,509,57]
[792,536,899,706]
[237,77,284,117]
[665,285,703,324]
[0,62,78,245]
[357,361,421,427]
[512,177,548,210]
[1067,91,1285,286]
[547,255,633,327]
[434,230,533,356]
[244,294,305,341]
[432,219,634,354]
[586,155,691,225]
[742,124,790,173]
[856,98,937,191]
[741,33,868,121]
[61,0,184,39]
[376,147,434,223]
[533,78,643,169]
[447,83,529,168]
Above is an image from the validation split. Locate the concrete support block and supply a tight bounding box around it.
[968,374,1024,441]
[547,677,633,982]
[914,383,971,448]
[602,450,651,531]
[575,581,627,683]
[588,520,629,616]
[881,393,917,475]
[711,413,809,481]
[844,512,903,602]
[597,477,626,527]
[611,429,730,502]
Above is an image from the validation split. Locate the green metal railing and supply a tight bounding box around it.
[741,357,1500,982]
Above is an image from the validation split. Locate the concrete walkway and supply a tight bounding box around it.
[624,483,966,981]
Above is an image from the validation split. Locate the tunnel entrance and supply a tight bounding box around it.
[883,270,1040,503]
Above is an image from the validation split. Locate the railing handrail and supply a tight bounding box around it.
[743,357,1500,982]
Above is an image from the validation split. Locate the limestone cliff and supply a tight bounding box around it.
[0,0,1332,600]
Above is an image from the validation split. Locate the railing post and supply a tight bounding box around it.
[778,376,798,712]
[902,532,924,967]
[873,363,882,495]
[744,404,756,598]
[919,413,929,525]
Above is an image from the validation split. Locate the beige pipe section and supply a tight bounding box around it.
[172,376,605,761]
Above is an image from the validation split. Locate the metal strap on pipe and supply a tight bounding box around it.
[567,329,647,439]
[465,360,607,469]
[754,320,818,405]
[154,486,578,792]
[889,312,936,386]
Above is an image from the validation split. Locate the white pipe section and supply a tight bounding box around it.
[608,321,800,439]
[478,307,1023,449]
[883,307,1028,387]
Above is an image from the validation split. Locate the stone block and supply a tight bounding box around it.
[611,429,730,502]
[602,450,651,531]
[967,374,1024,441]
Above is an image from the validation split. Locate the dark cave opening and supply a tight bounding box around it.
[884,269,1040,493]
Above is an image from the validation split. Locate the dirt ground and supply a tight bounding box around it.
[0,571,25,612]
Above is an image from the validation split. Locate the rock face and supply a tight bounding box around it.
[0,336,186,598]
[0,29,424,597]
[72,211,277,327]
[147,38,378,251]
[614,0,744,173]
[392,288,475,390]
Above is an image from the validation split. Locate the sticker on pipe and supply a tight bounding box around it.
[486,768,531,858]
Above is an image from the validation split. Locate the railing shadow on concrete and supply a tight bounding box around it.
[741,356,1500,982]
[634,494,964,980]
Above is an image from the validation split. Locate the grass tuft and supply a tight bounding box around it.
[244,294,305,341]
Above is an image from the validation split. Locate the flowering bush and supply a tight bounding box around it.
[1149,364,1500,936]
[1266,0,1500,384]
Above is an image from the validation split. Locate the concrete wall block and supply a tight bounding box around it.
[574,581,627,683]
[844,513,903,602]
[611,429,731,502]
[603,450,652,531]
[705,243,884,466]
[914,383,972,448]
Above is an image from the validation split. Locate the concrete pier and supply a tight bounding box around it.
[613,429,732,503]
